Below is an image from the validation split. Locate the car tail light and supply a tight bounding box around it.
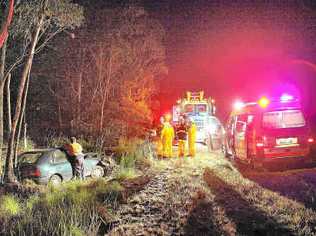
[28,167,41,177]
[308,138,314,143]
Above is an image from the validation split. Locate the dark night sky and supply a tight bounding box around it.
[80,0,316,120]
[142,0,316,120]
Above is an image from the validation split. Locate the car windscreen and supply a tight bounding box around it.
[19,152,44,164]
[262,110,306,129]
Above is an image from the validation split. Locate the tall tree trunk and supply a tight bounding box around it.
[5,73,11,134]
[14,70,30,166]
[4,14,44,183]
[99,45,112,131]
[23,116,27,149]
[57,100,62,133]
[0,39,7,177]
[77,71,82,129]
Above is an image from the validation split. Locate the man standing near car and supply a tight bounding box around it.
[64,137,84,180]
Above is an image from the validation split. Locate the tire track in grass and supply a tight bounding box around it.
[107,168,182,235]
[204,166,316,235]
[243,169,316,212]
[107,153,233,236]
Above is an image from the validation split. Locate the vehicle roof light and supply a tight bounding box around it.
[258,96,270,108]
[280,93,294,103]
[233,101,244,110]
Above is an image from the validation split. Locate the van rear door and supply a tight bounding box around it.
[261,109,310,158]
[234,115,248,160]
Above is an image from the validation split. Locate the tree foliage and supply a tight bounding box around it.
[3,0,83,183]
[32,3,167,147]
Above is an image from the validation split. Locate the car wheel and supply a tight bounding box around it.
[49,174,62,185]
[91,166,105,178]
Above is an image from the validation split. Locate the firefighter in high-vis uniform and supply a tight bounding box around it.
[161,116,174,158]
[188,118,197,157]
[176,116,188,157]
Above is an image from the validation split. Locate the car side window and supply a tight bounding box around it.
[53,150,68,164]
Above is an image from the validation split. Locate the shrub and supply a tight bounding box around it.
[0,195,22,218]
[113,137,143,158]
[17,137,36,152]
[114,167,137,181]
[1,179,127,235]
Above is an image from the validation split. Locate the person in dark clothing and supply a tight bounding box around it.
[176,116,188,157]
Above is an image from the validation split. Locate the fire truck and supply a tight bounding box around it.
[172,91,221,144]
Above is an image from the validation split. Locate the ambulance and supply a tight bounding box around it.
[224,94,314,168]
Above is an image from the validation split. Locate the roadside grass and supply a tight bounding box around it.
[0,137,156,235]
[0,179,126,235]
[203,159,316,235]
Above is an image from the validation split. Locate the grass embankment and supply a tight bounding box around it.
[0,137,154,236]
[0,179,124,235]
[201,160,316,235]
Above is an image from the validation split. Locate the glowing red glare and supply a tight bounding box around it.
[233,101,244,110]
[258,97,270,108]
[308,138,314,143]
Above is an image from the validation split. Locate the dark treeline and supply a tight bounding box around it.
[1,0,167,182]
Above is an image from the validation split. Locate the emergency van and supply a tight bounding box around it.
[224,94,314,168]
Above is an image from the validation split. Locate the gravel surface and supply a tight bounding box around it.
[107,145,216,236]
[106,144,316,236]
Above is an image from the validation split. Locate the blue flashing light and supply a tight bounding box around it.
[280,93,294,103]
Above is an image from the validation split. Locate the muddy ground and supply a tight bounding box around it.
[107,144,316,236]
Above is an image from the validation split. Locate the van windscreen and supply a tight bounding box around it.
[262,110,305,129]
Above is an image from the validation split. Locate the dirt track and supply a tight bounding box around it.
[107,144,316,236]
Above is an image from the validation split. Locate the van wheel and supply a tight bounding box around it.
[49,174,62,185]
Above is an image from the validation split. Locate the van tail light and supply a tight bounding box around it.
[256,136,265,148]
[308,138,314,143]
[256,142,264,147]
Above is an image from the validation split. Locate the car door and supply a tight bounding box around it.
[234,115,248,160]
[226,115,236,155]
[52,150,73,181]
